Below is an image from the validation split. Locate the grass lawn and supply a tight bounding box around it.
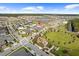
[21,34,28,37]
[46,32,79,49]
[32,21,37,24]
[44,25,79,56]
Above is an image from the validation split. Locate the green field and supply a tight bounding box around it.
[44,25,79,56]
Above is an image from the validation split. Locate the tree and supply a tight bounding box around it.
[5,27,10,34]
[62,49,68,54]
[45,35,47,39]
[13,39,16,42]
[4,40,9,46]
[77,35,79,38]
[64,42,66,45]
[73,38,76,41]
[68,41,71,44]
[8,42,13,47]
[57,30,59,32]
[72,40,75,43]
[47,43,52,48]
[0,47,4,52]
[64,31,67,33]
[52,40,54,43]
[49,28,52,32]
[13,39,19,43]
[58,41,60,44]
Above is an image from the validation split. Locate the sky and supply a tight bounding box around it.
[0,3,79,14]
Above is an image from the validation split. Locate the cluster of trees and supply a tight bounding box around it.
[66,18,79,32]
[4,40,14,47]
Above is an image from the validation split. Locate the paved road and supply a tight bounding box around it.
[22,41,49,56]
[16,27,50,56]
[4,21,50,56]
[19,27,50,56]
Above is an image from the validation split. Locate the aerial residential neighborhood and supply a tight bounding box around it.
[0,3,79,56]
[0,14,79,56]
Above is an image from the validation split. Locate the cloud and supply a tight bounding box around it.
[0,6,9,11]
[65,4,79,9]
[0,6,45,13]
[36,6,44,10]
[0,5,78,14]
[0,6,18,13]
[22,6,44,12]
[22,7,35,11]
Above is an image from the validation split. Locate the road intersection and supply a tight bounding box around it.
[1,21,51,56]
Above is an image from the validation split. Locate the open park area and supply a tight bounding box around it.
[43,23,79,56]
